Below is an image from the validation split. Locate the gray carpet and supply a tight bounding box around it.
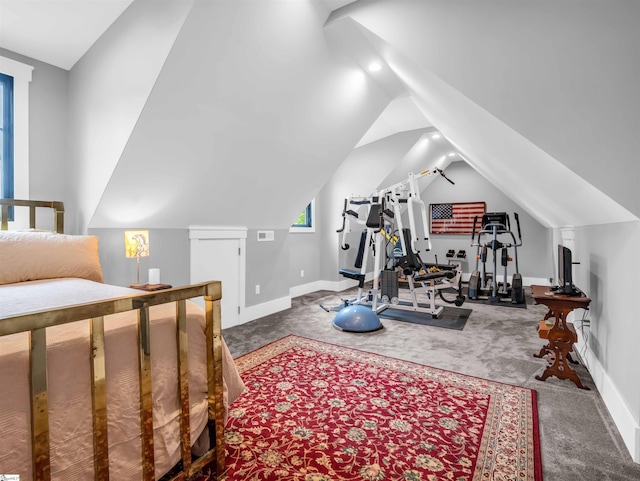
[222,286,640,481]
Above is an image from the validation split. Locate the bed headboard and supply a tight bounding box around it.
[0,198,65,233]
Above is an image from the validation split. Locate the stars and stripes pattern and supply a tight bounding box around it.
[430,202,486,234]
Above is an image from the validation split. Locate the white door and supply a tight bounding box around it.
[189,227,247,329]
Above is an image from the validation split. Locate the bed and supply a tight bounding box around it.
[0,199,245,481]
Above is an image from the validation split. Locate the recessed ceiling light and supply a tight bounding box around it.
[448,152,456,157]
[368,62,382,72]
[431,133,441,139]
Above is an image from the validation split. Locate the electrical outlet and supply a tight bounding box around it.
[300,270,304,278]
[255,284,260,294]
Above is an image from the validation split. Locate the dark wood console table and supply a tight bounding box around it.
[531,285,591,390]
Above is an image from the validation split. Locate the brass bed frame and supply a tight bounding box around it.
[0,199,226,481]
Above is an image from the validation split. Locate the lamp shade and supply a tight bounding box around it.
[124,230,150,258]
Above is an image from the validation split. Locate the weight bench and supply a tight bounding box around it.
[339,268,366,288]
[414,269,456,283]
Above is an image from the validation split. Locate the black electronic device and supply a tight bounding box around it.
[556,244,579,295]
[481,212,508,230]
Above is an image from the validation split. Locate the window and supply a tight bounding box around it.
[290,199,315,233]
[294,203,312,228]
[1,72,14,205]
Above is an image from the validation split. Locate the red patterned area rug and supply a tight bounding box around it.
[224,335,542,481]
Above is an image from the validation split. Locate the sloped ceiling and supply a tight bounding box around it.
[88,0,637,231]
[88,0,393,229]
[325,0,639,227]
[0,0,134,70]
[325,16,637,228]
[330,0,640,219]
[67,0,197,230]
[355,97,432,148]
[6,0,636,230]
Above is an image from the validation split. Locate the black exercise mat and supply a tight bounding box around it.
[378,304,472,330]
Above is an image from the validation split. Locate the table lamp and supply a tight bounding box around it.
[124,230,150,287]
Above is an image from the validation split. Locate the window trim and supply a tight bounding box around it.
[290,198,315,233]
[0,56,33,226]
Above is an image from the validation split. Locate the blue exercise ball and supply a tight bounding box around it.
[332,305,383,333]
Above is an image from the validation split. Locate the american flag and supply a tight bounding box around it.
[430,202,486,234]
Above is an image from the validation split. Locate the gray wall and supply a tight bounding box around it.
[245,229,290,307]
[289,230,322,288]
[1,48,70,225]
[573,221,640,456]
[422,162,552,280]
[288,197,326,289]
[89,227,191,288]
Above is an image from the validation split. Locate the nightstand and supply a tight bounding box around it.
[129,283,173,291]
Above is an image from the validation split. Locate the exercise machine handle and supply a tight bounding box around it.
[514,212,522,244]
[436,167,455,185]
[337,198,352,250]
[471,215,478,243]
[336,198,348,233]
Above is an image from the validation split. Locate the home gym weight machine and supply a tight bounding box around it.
[468,211,524,304]
[332,168,466,320]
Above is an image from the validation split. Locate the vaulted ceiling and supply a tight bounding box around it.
[1,0,638,231]
[0,0,134,70]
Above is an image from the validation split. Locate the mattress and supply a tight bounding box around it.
[0,278,244,480]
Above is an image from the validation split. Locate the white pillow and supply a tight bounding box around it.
[0,231,104,285]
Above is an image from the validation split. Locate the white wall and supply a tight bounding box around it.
[573,221,640,462]
[87,0,391,230]
[67,0,195,232]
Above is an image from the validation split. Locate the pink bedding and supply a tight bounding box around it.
[0,278,245,480]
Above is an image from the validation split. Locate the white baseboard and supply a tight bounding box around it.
[466,273,549,287]
[295,274,550,292]
[523,276,552,287]
[435,272,549,287]
[291,278,363,295]
[575,327,640,463]
[248,277,368,326]
[290,280,326,298]
[240,296,291,324]
[292,272,377,295]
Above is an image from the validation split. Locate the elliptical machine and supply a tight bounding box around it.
[467,212,524,304]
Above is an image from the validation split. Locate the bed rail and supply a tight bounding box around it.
[0,198,65,233]
[0,281,226,481]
